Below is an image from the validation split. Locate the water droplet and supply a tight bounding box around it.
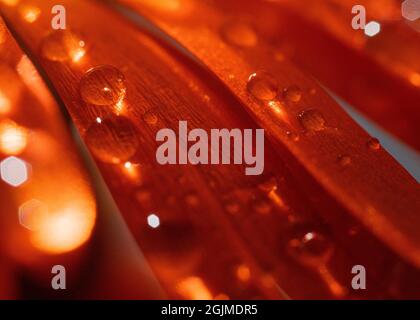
[221,21,257,47]
[297,109,326,132]
[274,51,285,62]
[337,154,351,166]
[367,137,380,150]
[258,176,278,193]
[41,30,86,62]
[185,192,200,207]
[288,231,333,267]
[80,65,126,106]
[85,117,139,164]
[236,264,251,282]
[142,109,158,125]
[224,200,240,215]
[253,198,272,215]
[283,85,302,103]
[176,174,187,184]
[286,131,299,141]
[19,5,40,23]
[135,187,154,210]
[348,226,360,236]
[247,71,279,101]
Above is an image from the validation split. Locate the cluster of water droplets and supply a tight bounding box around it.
[245,68,382,170]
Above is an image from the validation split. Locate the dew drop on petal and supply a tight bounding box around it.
[288,231,333,267]
[247,71,279,101]
[367,137,381,150]
[253,198,272,215]
[337,154,351,166]
[80,65,126,106]
[41,30,86,62]
[221,21,257,47]
[224,200,240,215]
[283,85,302,103]
[185,192,200,207]
[297,109,326,132]
[85,117,139,164]
[143,109,158,125]
[286,131,299,141]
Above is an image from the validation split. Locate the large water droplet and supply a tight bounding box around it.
[367,137,380,150]
[41,30,86,62]
[283,85,302,103]
[288,231,333,267]
[85,117,139,164]
[297,109,326,132]
[247,71,279,101]
[221,21,257,47]
[80,65,126,106]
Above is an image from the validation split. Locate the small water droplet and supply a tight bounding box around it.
[185,192,200,207]
[85,116,139,164]
[348,226,360,236]
[297,109,326,132]
[80,65,126,106]
[286,131,299,141]
[41,30,86,62]
[247,71,279,101]
[288,231,333,267]
[337,154,351,166]
[176,174,187,184]
[258,176,278,193]
[367,137,380,150]
[283,85,302,103]
[221,21,257,47]
[236,264,251,282]
[253,198,272,215]
[136,187,154,209]
[142,109,158,125]
[274,51,285,62]
[224,200,240,215]
[19,5,40,23]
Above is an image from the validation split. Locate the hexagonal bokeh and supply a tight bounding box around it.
[147,214,160,229]
[364,21,381,37]
[19,199,48,231]
[402,0,420,22]
[0,156,29,187]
